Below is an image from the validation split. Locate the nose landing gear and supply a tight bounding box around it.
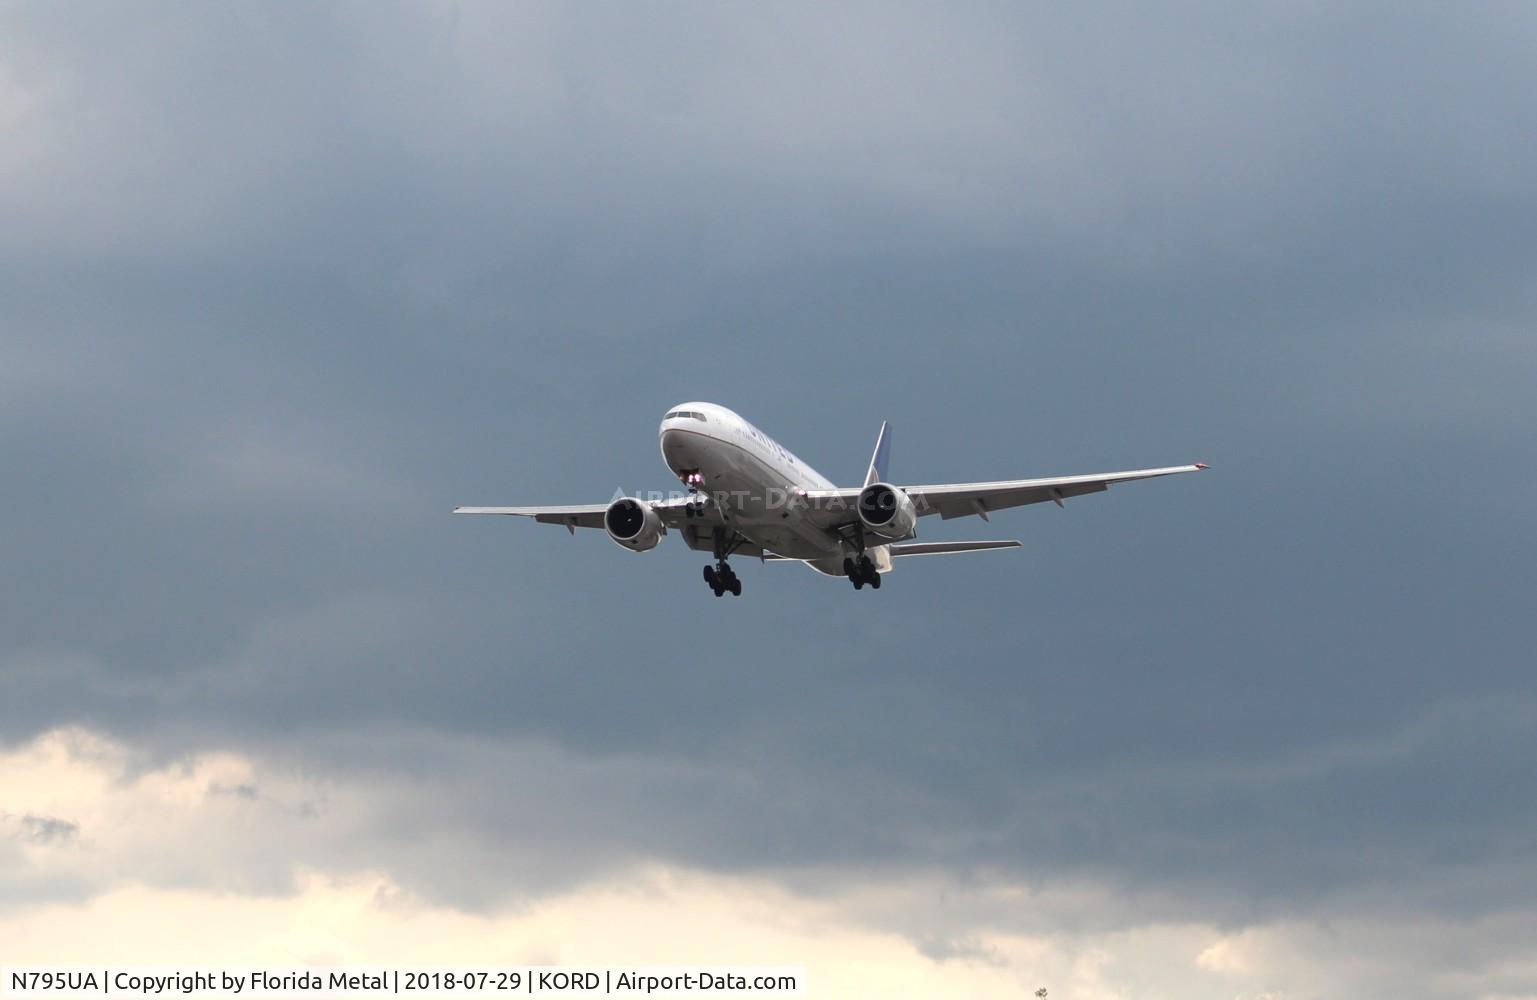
[681,471,709,518]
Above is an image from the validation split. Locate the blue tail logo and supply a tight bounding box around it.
[864,421,892,487]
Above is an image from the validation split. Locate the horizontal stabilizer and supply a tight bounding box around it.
[453,504,610,529]
[888,540,1021,557]
[763,539,1019,564]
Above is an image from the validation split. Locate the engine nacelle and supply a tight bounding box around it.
[604,497,664,552]
[857,482,917,541]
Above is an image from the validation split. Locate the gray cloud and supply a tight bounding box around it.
[4,814,80,845]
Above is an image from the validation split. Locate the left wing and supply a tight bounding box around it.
[453,497,725,533]
[802,463,1206,523]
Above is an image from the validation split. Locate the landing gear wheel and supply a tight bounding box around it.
[846,555,880,591]
[705,562,742,597]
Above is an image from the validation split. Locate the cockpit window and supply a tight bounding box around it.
[665,410,707,422]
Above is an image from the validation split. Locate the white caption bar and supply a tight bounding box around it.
[1,968,803,998]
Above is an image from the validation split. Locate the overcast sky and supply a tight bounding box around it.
[4,3,1537,998]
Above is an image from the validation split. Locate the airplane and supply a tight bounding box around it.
[455,402,1206,597]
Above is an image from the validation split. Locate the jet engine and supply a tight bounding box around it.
[857,482,917,541]
[604,497,664,552]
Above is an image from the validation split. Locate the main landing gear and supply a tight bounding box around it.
[705,526,744,597]
[844,555,881,591]
[704,562,742,598]
[837,523,882,592]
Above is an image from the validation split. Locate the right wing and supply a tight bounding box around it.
[801,463,1206,525]
[904,464,1207,520]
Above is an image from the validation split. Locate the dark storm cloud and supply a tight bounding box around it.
[3,0,1537,965]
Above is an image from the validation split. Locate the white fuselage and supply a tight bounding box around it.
[659,401,848,561]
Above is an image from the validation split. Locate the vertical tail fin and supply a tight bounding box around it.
[863,421,892,487]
